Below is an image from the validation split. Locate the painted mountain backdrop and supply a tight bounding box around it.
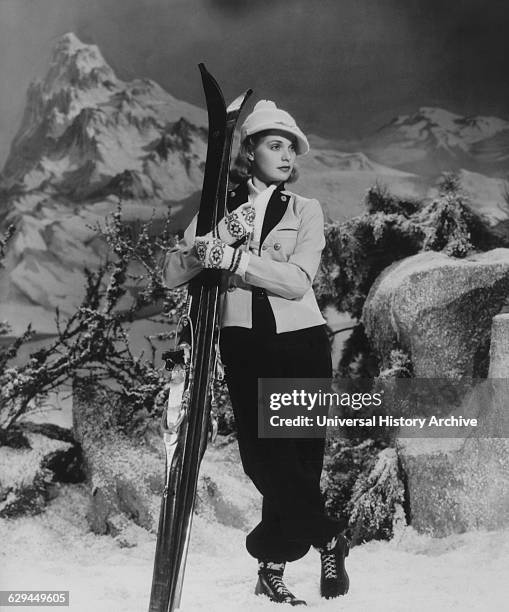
[1,33,508,335]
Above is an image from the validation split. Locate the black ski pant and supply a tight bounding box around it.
[219,318,343,563]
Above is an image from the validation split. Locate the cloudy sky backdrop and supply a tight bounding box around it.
[1,0,509,165]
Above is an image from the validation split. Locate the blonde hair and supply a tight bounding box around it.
[230,130,299,184]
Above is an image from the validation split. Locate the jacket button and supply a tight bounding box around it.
[230,191,235,197]
[281,195,287,202]
[262,245,268,251]
[273,243,281,250]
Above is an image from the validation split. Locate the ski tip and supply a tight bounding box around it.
[227,88,253,114]
[198,64,227,116]
[198,63,214,83]
[198,63,252,116]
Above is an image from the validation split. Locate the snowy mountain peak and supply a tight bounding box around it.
[0,34,125,181]
[389,106,509,147]
[43,32,118,96]
[0,32,208,192]
[0,33,211,326]
[55,32,94,55]
[393,107,459,127]
[362,105,509,176]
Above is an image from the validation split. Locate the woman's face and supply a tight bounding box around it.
[250,132,297,185]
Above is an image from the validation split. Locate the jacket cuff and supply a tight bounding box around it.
[236,251,251,280]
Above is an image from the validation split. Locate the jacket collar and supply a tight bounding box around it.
[227,180,290,246]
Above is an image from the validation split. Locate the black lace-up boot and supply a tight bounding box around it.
[254,561,307,606]
[315,534,350,599]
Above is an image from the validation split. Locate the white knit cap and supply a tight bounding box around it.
[240,100,310,155]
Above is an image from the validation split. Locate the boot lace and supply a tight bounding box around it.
[321,550,338,580]
[266,573,293,599]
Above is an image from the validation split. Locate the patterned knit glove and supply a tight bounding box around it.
[194,236,247,274]
[208,203,255,244]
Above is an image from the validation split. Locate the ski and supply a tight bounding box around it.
[148,64,252,612]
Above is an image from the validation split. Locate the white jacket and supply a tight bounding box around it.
[163,181,326,333]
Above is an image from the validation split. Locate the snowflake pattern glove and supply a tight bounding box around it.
[194,236,248,274]
[210,203,255,244]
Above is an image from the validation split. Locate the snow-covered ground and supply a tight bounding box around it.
[1,485,508,611]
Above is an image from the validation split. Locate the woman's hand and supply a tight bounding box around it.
[194,236,247,274]
[210,203,255,244]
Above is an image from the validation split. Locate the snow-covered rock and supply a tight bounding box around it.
[372,285,509,537]
[392,315,509,536]
[398,435,509,537]
[72,380,260,538]
[0,431,78,518]
[489,313,509,377]
[362,249,509,378]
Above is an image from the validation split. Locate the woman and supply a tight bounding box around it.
[164,101,349,606]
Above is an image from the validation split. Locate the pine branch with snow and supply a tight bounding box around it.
[317,180,503,321]
[416,172,496,256]
[347,447,406,543]
[0,209,184,439]
[323,437,390,542]
[315,186,425,320]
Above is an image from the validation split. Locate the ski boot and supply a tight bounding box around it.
[255,561,307,606]
[315,533,350,599]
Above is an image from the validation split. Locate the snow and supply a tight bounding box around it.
[364,106,509,175]
[396,437,464,457]
[145,156,205,201]
[40,155,76,179]
[10,258,86,311]
[0,485,507,611]
[45,32,117,94]
[127,80,207,128]
[57,33,101,62]
[93,122,159,176]
[19,392,73,430]
[456,169,509,223]
[369,249,509,296]
[10,193,47,215]
[395,107,509,149]
[0,434,70,490]
[12,216,48,253]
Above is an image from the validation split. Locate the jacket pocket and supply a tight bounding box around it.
[272,229,297,257]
